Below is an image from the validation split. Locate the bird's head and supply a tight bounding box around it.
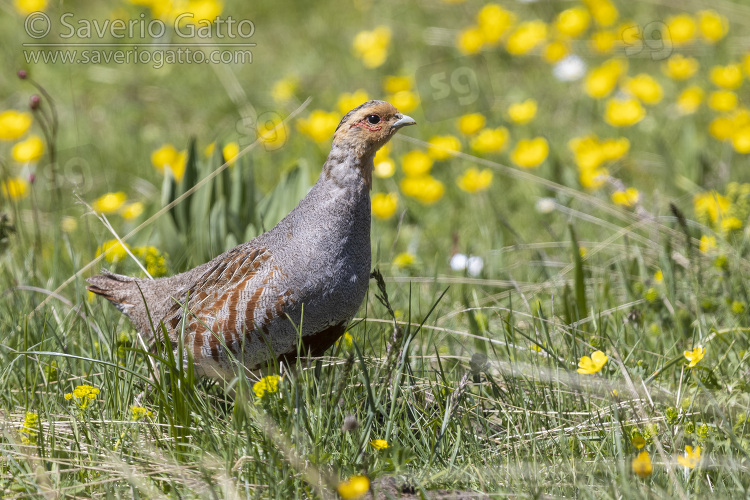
[332,100,416,158]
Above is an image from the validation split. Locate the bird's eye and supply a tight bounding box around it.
[366,114,380,124]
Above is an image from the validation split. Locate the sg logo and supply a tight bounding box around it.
[416,56,492,122]
[621,21,673,61]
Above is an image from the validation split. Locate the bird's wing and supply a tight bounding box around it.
[161,245,291,352]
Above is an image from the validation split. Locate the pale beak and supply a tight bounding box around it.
[392,114,417,129]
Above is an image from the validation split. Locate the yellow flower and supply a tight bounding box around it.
[699,235,716,253]
[470,127,509,154]
[662,54,699,81]
[352,26,391,68]
[0,110,32,141]
[631,433,646,450]
[506,20,547,55]
[569,135,629,172]
[693,191,729,223]
[543,40,569,63]
[427,135,461,161]
[477,4,515,45]
[457,26,484,55]
[338,331,354,348]
[20,411,38,444]
[684,346,705,368]
[400,176,445,204]
[382,76,412,94]
[392,252,416,269]
[710,64,743,90]
[130,406,153,421]
[132,245,168,277]
[666,14,696,46]
[271,76,298,103]
[507,99,538,124]
[2,177,29,200]
[624,74,663,105]
[511,137,549,169]
[583,0,618,27]
[337,90,370,116]
[374,146,395,178]
[555,7,590,38]
[604,97,645,127]
[65,384,100,409]
[654,270,663,283]
[221,142,240,166]
[14,0,47,15]
[337,475,370,500]
[677,445,701,469]
[257,117,288,149]
[151,143,187,181]
[369,439,389,450]
[709,117,733,141]
[11,135,44,163]
[121,202,144,220]
[204,142,216,157]
[580,168,609,190]
[96,239,130,263]
[93,192,127,214]
[371,192,398,219]
[733,126,750,154]
[584,58,627,99]
[456,113,486,135]
[590,30,617,54]
[387,91,419,113]
[297,110,339,144]
[698,10,728,43]
[401,151,433,177]
[612,187,639,207]
[457,168,493,193]
[253,375,280,398]
[632,451,653,477]
[577,350,608,374]
[721,216,743,233]
[677,86,704,115]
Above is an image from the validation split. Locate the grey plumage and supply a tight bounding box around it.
[87,100,416,380]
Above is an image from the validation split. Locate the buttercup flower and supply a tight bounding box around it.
[632,451,653,477]
[374,145,395,178]
[721,216,743,232]
[400,175,445,204]
[93,192,127,214]
[590,30,617,54]
[352,26,391,68]
[555,7,590,38]
[662,54,699,80]
[271,76,298,103]
[457,26,484,55]
[677,86,704,114]
[457,168,493,193]
[694,191,729,223]
[427,135,461,160]
[709,117,733,141]
[96,239,130,264]
[507,98,537,124]
[121,202,144,220]
[583,0,618,27]
[2,177,29,200]
[12,135,44,163]
[710,64,743,89]
[577,350,608,374]
[457,113,486,135]
[511,137,549,168]
[337,89,370,115]
[612,187,639,207]
[584,58,627,99]
[506,20,547,55]
[222,142,240,166]
[604,97,645,127]
[151,143,187,181]
[253,375,281,398]
[699,235,716,253]
[382,75,412,94]
[401,151,433,177]
[543,41,569,63]
[708,90,738,112]
[14,0,47,15]
[369,439,389,450]
[470,127,509,153]
[297,110,339,144]
[0,110,32,140]
[477,4,515,45]
[387,90,419,113]
[677,445,701,469]
[337,475,370,499]
[371,192,398,219]
[698,10,728,43]
[257,117,288,149]
[624,74,663,105]
[666,14,696,46]
[684,346,705,367]
[392,252,416,268]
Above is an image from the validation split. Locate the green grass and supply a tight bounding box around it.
[3,0,750,498]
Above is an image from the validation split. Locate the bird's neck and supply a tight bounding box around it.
[322,142,374,191]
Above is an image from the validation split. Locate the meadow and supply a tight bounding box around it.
[1,0,750,498]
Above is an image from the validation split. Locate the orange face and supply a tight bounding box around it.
[333,100,416,155]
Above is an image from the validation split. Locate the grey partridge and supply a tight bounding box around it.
[87,101,416,380]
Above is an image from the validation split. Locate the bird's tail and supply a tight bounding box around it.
[86,269,143,315]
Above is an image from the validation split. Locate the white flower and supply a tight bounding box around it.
[553,55,586,82]
[467,256,484,277]
[535,197,556,214]
[450,253,468,271]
